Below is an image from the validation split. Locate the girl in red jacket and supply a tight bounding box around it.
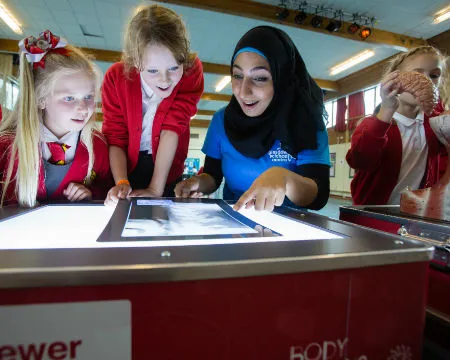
[102,4,204,206]
[0,31,111,207]
[347,46,447,205]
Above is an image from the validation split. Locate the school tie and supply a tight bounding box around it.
[46,142,71,165]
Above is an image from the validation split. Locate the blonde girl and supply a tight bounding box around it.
[347,46,447,205]
[0,30,112,207]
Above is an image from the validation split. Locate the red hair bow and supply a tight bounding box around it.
[18,30,69,69]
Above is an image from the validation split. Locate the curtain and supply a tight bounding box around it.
[347,91,365,131]
[334,97,347,132]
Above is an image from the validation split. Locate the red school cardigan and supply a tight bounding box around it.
[346,115,442,205]
[0,132,112,205]
[101,57,204,185]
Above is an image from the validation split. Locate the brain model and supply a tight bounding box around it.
[396,71,438,115]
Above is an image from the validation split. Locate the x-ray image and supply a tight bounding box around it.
[120,199,278,240]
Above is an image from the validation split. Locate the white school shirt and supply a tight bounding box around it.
[140,73,162,154]
[387,111,428,205]
[41,125,79,163]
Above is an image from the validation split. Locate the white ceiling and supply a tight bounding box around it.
[1,0,449,115]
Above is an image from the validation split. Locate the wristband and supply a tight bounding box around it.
[116,179,130,186]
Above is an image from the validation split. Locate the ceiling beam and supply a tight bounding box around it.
[324,55,393,102]
[156,0,426,50]
[190,119,210,128]
[202,92,231,101]
[96,111,212,127]
[336,56,392,97]
[0,38,228,71]
[323,29,450,101]
[202,62,229,75]
[0,39,18,53]
[0,38,230,73]
[198,62,339,91]
[314,79,339,92]
[428,28,450,54]
[96,92,232,107]
[0,38,339,92]
[197,109,216,116]
[96,109,216,117]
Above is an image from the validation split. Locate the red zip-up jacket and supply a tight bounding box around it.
[101,57,204,185]
[346,115,443,205]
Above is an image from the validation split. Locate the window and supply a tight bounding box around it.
[325,84,381,130]
[324,100,334,128]
[363,84,381,116]
[375,84,381,109]
[324,98,346,129]
[363,88,375,115]
[0,76,19,111]
[11,81,19,109]
[324,99,338,129]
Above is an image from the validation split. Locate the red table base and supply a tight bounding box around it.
[0,262,428,359]
[340,211,450,318]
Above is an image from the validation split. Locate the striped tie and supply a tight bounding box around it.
[46,142,71,165]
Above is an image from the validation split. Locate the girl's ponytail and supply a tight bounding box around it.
[1,52,41,207]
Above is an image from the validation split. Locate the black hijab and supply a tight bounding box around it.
[224,26,326,158]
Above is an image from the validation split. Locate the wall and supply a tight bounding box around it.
[187,127,207,167]
[328,128,350,146]
[329,143,352,198]
[188,126,224,199]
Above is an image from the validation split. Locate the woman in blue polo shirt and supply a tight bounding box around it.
[175,26,330,212]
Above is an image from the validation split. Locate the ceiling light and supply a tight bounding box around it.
[359,27,372,40]
[0,2,22,34]
[329,49,375,76]
[433,5,450,24]
[215,76,231,93]
[294,10,308,24]
[311,15,323,28]
[347,22,360,34]
[326,19,342,32]
[275,1,289,21]
[275,7,289,21]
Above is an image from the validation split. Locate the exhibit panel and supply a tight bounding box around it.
[0,200,434,359]
[340,204,450,356]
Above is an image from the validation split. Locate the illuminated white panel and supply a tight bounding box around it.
[0,206,114,249]
[0,205,342,250]
[238,208,341,240]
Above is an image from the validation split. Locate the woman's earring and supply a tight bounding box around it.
[38,100,46,110]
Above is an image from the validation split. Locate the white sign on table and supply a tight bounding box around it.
[0,300,131,360]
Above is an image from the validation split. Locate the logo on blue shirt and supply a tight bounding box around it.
[267,146,295,163]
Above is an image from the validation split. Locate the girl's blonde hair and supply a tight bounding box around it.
[122,4,196,75]
[385,45,448,94]
[0,45,102,207]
